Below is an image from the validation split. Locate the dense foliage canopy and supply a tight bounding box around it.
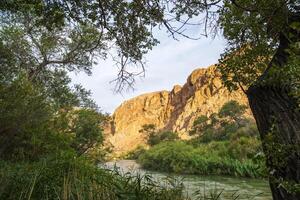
[1,0,298,91]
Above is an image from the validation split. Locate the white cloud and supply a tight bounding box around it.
[70,31,226,114]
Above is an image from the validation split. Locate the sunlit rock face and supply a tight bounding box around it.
[106,65,251,155]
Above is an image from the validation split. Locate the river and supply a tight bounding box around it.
[104,160,272,200]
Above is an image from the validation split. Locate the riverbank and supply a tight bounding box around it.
[104,160,272,200]
[136,140,266,178]
[132,102,267,179]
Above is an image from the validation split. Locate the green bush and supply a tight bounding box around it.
[148,131,179,146]
[0,75,56,161]
[0,75,107,162]
[138,141,266,178]
[138,101,266,179]
[188,101,254,144]
[124,145,147,159]
[139,124,179,146]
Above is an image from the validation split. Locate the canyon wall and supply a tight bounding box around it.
[106,65,251,155]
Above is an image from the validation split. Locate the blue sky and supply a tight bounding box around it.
[71,30,226,114]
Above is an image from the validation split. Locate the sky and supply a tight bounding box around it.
[70,30,226,114]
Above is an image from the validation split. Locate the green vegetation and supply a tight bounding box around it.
[123,127,179,159]
[138,135,265,178]
[0,75,106,162]
[124,145,147,160]
[139,124,179,146]
[138,101,266,178]
[0,51,186,200]
[1,0,300,198]
[148,131,179,146]
[138,140,265,178]
[0,154,186,200]
[0,4,186,199]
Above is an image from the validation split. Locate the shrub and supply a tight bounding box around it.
[0,75,55,161]
[139,124,179,146]
[69,109,106,156]
[148,131,179,146]
[189,101,249,142]
[124,145,147,159]
[138,141,266,178]
[0,75,107,162]
[139,101,266,179]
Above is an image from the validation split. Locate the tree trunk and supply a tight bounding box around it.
[245,13,300,199]
[247,84,300,200]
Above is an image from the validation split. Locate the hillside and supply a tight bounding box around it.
[106,65,252,155]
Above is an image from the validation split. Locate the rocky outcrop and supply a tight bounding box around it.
[107,65,251,155]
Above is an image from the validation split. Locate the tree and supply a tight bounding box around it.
[149,131,179,146]
[189,101,248,143]
[139,124,157,144]
[139,124,178,146]
[69,109,106,156]
[0,74,89,161]
[189,115,210,136]
[217,2,300,199]
[218,100,247,126]
[0,1,107,160]
[0,75,53,160]
[1,1,299,198]
[0,0,162,91]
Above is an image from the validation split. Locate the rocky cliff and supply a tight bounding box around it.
[107,65,251,155]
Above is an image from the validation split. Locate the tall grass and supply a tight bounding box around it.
[0,153,188,200]
[0,153,265,200]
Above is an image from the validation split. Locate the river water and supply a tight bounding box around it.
[104,160,272,200]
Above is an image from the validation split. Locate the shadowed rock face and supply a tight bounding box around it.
[106,65,252,155]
